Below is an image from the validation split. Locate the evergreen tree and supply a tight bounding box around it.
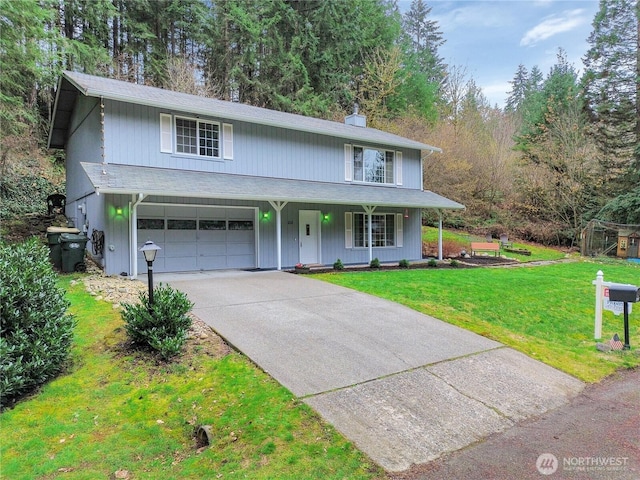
[528,65,544,92]
[515,50,579,161]
[0,0,54,137]
[505,64,528,113]
[403,0,445,82]
[582,0,639,191]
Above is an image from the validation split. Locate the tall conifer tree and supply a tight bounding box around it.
[582,0,639,191]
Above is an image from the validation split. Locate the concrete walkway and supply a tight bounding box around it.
[161,270,584,472]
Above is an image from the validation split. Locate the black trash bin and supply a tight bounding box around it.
[60,233,88,273]
[46,226,80,270]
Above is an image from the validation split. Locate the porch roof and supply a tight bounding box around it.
[81,163,464,210]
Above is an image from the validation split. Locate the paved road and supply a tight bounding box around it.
[161,270,585,472]
[390,367,640,480]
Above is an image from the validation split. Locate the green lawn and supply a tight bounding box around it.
[316,259,640,383]
[0,278,383,480]
[422,226,568,262]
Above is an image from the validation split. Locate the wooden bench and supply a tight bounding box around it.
[470,242,500,257]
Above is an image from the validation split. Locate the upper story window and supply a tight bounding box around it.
[353,146,394,184]
[175,117,219,158]
[161,113,233,159]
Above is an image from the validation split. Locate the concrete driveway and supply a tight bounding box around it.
[161,270,584,472]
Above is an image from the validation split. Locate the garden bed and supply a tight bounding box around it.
[290,256,517,274]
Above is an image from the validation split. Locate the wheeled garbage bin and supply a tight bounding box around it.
[60,233,88,272]
[46,226,80,270]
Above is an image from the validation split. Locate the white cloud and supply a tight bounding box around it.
[520,9,588,46]
[481,81,512,107]
[433,3,515,30]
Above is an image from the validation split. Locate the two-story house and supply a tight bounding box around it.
[48,71,463,276]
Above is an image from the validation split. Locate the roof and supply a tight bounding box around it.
[81,163,464,210]
[49,71,442,152]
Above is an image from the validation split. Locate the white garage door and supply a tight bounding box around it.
[137,205,256,273]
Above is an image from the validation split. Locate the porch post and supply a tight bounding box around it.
[438,210,443,261]
[363,205,376,263]
[269,201,288,270]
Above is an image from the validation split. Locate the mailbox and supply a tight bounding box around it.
[609,284,640,303]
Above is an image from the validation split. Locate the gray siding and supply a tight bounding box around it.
[100,194,423,275]
[103,100,423,189]
[77,96,430,275]
[64,96,108,268]
[65,96,103,204]
[102,194,131,275]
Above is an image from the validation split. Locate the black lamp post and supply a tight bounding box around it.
[139,240,161,311]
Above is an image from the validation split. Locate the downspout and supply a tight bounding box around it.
[130,193,147,279]
[100,96,107,174]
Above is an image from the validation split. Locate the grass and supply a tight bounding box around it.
[422,226,567,262]
[315,259,640,383]
[0,277,383,480]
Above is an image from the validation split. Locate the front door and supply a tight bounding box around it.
[299,210,320,264]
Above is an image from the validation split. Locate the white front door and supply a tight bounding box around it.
[299,210,320,264]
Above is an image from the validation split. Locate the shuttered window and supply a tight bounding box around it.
[352,213,396,247]
[162,114,232,160]
[352,146,394,184]
[395,151,403,186]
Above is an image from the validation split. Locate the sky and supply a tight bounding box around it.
[399,0,601,108]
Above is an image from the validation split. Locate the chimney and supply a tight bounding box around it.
[344,102,366,127]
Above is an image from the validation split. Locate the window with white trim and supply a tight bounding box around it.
[353,212,395,247]
[175,116,220,158]
[353,146,394,184]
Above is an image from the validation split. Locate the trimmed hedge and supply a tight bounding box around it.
[122,284,193,360]
[0,238,75,409]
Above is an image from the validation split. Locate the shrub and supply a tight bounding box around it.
[333,258,344,270]
[450,259,460,268]
[370,257,380,269]
[399,259,410,268]
[122,284,194,360]
[422,239,468,258]
[427,258,438,268]
[0,238,75,408]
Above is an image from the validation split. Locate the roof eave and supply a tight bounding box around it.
[91,185,464,210]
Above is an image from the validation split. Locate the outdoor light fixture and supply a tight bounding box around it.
[262,211,270,220]
[115,207,124,216]
[323,213,330,222]
[404,208,409,219]
[139,240,161,310]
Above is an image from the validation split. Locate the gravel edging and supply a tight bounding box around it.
[76,269,215,340]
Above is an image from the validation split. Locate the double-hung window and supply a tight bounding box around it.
[175,117,220,158]
[353,146,394,184]
[353,213,395,247]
